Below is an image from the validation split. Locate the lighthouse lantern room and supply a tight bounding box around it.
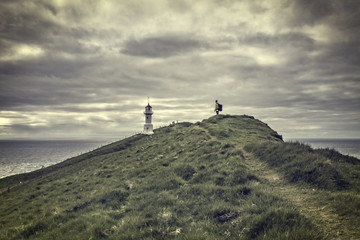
[144,100,153,134]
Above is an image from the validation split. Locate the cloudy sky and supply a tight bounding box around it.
[0,0,359,140]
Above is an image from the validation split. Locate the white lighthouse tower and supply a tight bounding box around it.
[144,99,154,134]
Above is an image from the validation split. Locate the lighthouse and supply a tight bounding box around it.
[144,100,154,134]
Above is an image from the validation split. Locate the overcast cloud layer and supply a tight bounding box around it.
[0,0,359,140]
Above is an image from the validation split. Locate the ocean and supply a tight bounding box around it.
[0,138,359,179]
[0,140,110,179]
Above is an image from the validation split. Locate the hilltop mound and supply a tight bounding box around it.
[1,115,359,239]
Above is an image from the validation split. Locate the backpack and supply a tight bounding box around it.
[218,104,223,111]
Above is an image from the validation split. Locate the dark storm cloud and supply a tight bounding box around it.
[0,56,91,78]
[289,0,360,48]
[237,32,315,50]
[287,0,334,26]
[230,62,359,112]
[0,1,109,58]
[0,47,170,111]
[0,1,56,44]
[285,0,360,28]
[0,70,165,110]
[121,35,207,58]
[0,76,85,109]
[318,42,360,71]
[0,39,14,57]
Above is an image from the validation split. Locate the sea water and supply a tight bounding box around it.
[0,140,110,179]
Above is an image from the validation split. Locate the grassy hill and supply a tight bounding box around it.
[0,115,359,239]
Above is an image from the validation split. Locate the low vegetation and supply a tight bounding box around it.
[244,141,360,191]
[0,115,358,239]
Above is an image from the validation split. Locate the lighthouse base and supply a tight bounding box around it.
[144,124,154,134]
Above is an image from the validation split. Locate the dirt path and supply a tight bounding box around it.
[242,151,356,240]
[197,124,357,239]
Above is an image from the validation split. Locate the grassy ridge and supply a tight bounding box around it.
[244,141,360,191]
[0,115,357,239]
[244,141,360,237]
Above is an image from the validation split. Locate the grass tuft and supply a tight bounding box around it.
[174,165,196,181]
[244,142,352,191]
[247,209,323,240]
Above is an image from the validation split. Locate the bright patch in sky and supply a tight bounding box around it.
[1,45,44,61]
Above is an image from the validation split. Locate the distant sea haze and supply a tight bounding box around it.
[0,138,359,179]
[0,140,110,179]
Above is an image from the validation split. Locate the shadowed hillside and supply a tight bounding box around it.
[0,115,359,239]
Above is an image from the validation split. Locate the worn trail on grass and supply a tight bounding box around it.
[242,151,355,240]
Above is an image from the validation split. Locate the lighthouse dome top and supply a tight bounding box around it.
[145,103,152,109]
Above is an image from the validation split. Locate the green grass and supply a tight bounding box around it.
[244,140,360,238]
[244,141,360,191]
[0,115,358,239]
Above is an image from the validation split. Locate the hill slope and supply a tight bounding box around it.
[0,115,359,239]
